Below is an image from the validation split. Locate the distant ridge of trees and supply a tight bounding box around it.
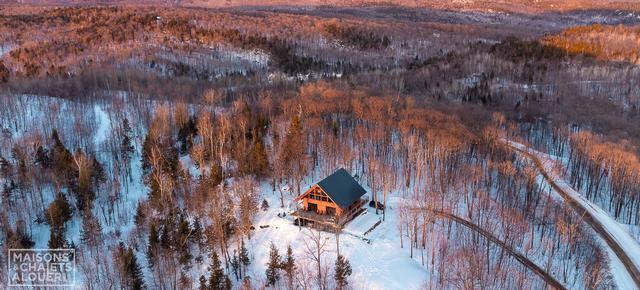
[322,22,390,51]
[544,24,640,64]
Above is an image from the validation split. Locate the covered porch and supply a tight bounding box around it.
[292,197,367,230]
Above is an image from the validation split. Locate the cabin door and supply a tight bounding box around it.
[307,202,318,213]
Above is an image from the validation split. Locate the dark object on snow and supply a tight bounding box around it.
[250,226,255,230]
[369,200,385,210]
[293,218,310,227]
[260,225,270,229]
[363,220,382,236]
[317,168,366,209]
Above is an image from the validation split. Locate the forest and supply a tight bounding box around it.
[1,2,640,290]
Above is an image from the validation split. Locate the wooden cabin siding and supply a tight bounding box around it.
[304,198,342,216]
[300,185,342,216]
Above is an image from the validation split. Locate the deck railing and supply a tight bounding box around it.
[292,197,367,227]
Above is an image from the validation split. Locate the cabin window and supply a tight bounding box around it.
[308,188,330,201]
[326,207,336,216]
[308,202,318,213]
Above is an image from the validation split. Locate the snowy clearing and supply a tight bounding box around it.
[245,186,429,290]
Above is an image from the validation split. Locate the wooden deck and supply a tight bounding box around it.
[292,198,367,230]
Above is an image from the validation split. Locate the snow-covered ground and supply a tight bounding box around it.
[0,95,150,286]
[0,43,14,57]
[93,104,110,146]
[509,140,640,290]
[244,184,428,290]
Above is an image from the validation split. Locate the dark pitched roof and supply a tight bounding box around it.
[317,168,366,209]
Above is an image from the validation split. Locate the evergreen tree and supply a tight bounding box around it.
[250,134,270,178]
[11,146,27,180]
[141,134,153,175]
[240,241,250,272]
[2,180,17,202]
[51,129,64,151]
[224,275,231,290]
[199,275,208,290]
[118,243,145,290]
[0,154,11,178]
[121,118,135,160]
[46,192,72,248]
[159,221,171,250]
[91,156,106,188]
[121,118,135,179]
[281,244,296,289]
[265,242,281,287]
[177,214,193,266]
[6,221,34,249]
[207,164,222,188]
[134,201,146,228]
[128,247,145,290]
[147,223,159,267]
[277,115,306,194]
[382,35,391,47]
[208,251,231,290]
[34,145,51,168]
[80,208,102,248]
[50,129,73,183]
[192,217,204,247]
[334,254,352,289]
[0,60,9,83]
[231,250,240,281]
[177,116,197,154]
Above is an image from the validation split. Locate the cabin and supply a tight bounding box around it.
[292,168,367,229]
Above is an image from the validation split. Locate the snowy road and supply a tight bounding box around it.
[509,141,640,290]
[425,208,568,290]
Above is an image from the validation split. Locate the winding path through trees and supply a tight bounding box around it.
[429,209,568,290]
[509,142,640,289]
[403,205,567,289]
